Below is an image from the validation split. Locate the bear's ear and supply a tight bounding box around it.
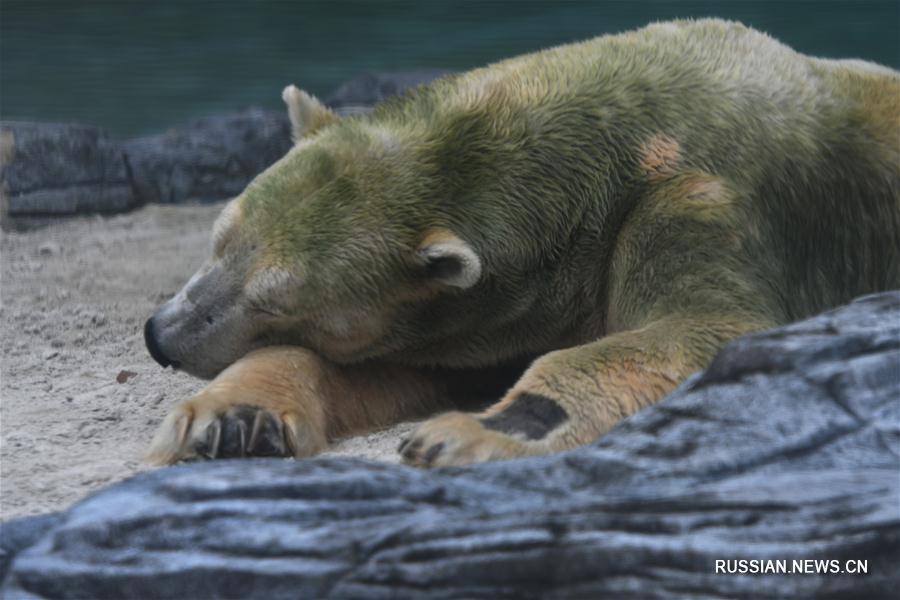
[417,229,482,289]
[282,84,339,142]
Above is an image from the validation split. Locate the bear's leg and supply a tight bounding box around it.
[146,346,519,465]
[399,315,769,467]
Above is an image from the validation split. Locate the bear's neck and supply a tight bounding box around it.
[421,106,645,350]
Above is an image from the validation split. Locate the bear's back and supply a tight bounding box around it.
[369,20,899,320]
[442,20,900,319]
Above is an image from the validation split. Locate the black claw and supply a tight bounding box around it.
[423,443,444,465]
[401,438,423,461]
[397,438,410,454]
[248,410,286,457]
[195,419,222,459]
[193,405,293,461]
[219,407,255,458]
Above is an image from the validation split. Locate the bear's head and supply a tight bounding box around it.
[145,86,496,377]
[144,85,531,379]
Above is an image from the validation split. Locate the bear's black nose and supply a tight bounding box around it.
[144,317,172,368]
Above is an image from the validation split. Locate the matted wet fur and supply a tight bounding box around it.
[144,19,900,467]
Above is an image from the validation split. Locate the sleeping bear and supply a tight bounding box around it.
[144,19,900,467]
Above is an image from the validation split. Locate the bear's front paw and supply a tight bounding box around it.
[145,392,326,465]
[398,412,534,468]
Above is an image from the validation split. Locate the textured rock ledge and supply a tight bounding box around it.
[2,291,898,598]
[0,123,138,227]
[0,70,448,229]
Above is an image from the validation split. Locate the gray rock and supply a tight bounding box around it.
[2,291,898,598]
[0,71,451,226]
[0,122,136,223]
[325,69,453,112]
[37,241,61,256]
[122,70,453,205]
[122,108,292,205]
[0,513,61,580]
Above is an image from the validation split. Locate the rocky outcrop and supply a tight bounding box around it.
[0,123,137,228]
[1,70,450,229]
[122,108,291,205]
[0,114,289,229]
[325,69,452,112]
[2,291,898,598]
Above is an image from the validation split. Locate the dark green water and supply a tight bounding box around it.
[2,0,898,138]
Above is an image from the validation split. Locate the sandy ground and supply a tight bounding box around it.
[0,203,416,520]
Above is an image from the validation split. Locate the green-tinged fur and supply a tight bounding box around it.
[237,19,898,369]
[149,19,900,467]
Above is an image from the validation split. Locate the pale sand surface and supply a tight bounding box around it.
[1,203,414,520]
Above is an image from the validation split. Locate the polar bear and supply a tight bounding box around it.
[144,19,900,467]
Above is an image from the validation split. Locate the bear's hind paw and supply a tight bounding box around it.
[399,412,538,468]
